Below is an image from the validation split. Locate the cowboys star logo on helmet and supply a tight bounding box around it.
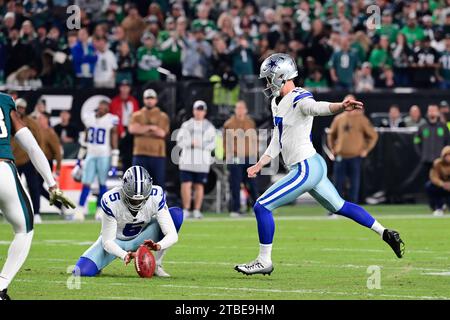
[267,57,282,71]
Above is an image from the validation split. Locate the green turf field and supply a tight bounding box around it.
[1,204,450,300]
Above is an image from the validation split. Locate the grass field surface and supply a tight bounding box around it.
[1,204,450,300]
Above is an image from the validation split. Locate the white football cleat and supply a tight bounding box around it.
[192,210,203,219]
[34,214,42,224]
[433,209,444,217]
[154,265,170,277]
[234,258,274,276]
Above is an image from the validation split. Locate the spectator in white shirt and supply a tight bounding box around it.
[176,100,216,219]
[93,36,118,88]
[355,62,375,92]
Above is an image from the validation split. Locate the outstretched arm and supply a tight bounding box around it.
[300,97,364,116]
[329,98,364,113]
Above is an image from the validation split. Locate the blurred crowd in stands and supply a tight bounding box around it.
[0,0,450,90]
[11,82,450,218]
[3,0,450,217]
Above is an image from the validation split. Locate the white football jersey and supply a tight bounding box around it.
[100,185,166,241]
[83,113,118,157]
[265,87,317,167]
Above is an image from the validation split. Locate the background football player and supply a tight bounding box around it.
[74,100,119,220]
[0,92,74,300]
[235,54,405,276]
[73,166,183,277]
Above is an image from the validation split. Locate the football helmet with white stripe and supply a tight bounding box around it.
[259,53,298,98]
[121,166,153,211]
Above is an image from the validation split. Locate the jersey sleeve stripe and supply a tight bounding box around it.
[158,192,166,211]
[101,199,115,217]
[293,92,313,108]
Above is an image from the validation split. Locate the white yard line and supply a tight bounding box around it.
[161,260,450,272]
[160,284,450,300]
[11,220,101,225]
[28,258,74,262]
[30,258,449,273]
[232,214,448,221]
[182,214,450,222]
[15,279,67,284]
[0,240,94,246]
[13,279,449,300]
[101,296,154,300]
[2,240,446,257]
[2,214,449,226]
[422,272,450,276]
[102,293,240,299]
[321,247,450,255]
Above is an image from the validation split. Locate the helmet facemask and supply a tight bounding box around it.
[262,74,286,98]
[121,190,150,212]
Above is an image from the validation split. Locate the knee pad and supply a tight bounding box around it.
[74,257,99,277]
[168,207,183,232]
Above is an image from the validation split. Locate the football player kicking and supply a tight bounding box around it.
[74,166,183,277]
[235,54,405,276]
[0,92,75,300]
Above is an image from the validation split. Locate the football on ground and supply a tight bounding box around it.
[1,204,450,300]
[134,245,156,278]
